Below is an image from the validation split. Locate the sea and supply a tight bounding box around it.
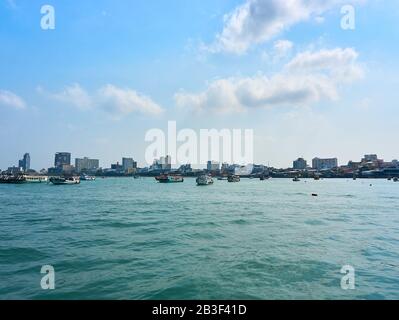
[0,178,398,300]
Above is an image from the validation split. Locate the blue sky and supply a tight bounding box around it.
[0,0,398,169]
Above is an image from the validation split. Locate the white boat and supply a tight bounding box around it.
[24,175,48,183]
[49,177,80,185]
[196,175,214,186]
[80,174,96,181]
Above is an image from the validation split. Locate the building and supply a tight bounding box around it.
[122,158,137,171]
[312,157,338,170]
[362,154,378,163]
[18,153,30,172]
[207,161,220,171]
[55,152,71,168]
[111,162,123,171]
[75,157,100,173]
[293,158,307,170]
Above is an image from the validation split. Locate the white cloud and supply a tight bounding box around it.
[0,89,26,110]
[208,0,352,54]
[39,83,163,117]
[38,83,93,110]
[98,84,163,116]
[285,47,364,81]
[273,39,294,58]
[175,47,363,114]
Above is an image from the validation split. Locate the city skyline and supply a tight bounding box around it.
[2,150,398,172]
[1,1,399,169]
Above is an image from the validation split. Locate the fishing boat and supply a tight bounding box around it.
[155,174,184,183]
[49,176,80,185]
[196,175,214,186]
[80,174,96,181]
[227,175,240,183]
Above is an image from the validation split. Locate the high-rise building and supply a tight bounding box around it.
[18,153,30,172]
[75,157,100,173]
[55,152,71,168]
[293,158,307,170]
[122,158,137,171]
[312,157,338,170]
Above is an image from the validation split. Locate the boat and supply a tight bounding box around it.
[155,174,184,183]
[80,174,96,181]
[0,174,26,184]
[293,177,300,182]
[217,176,228,181]
[314,175,320,181]
[196,175,214,186]
[227,175,240,183]
[394,177,398,182]
[49,176,80,185]
[388,177,392,181]
[24,175,48,183]
[260,175,269,181]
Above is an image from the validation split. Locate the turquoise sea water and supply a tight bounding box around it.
[0,178,398,300]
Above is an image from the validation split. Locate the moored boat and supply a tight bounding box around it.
[227,175,240,183]
[196,175,214,186]
[80,174,96,181]
[0,174,26,184]
[155,174,184,183]
[49,176,80,185]
[24,175,48,183]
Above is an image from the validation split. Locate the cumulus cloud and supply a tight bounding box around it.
[208,0,351,54]
[38,84,163,117]
[175,47,363,114]
[0,89,26,110]
[38,83,93,110]
[98,84,164,116]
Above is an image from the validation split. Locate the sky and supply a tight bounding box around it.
[0,0,398,170]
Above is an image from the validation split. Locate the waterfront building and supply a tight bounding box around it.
[6,166,22,174]
[362,154,378,162]
[75,157,100,173]
[122,158,137,171]
[207,161,220,172]
[312,157,338,170]
[18,153,30,172]
[111,162,123,172]
[293,158,307,170]
[55,152,71,168]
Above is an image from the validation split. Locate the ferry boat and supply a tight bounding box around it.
[49,176,80,185]
[227,175,240,183]
[24,175,48,183]
[155,174,184,183]
[196,175,214,186]
[0,175,26,184]
[80,174,96,181]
